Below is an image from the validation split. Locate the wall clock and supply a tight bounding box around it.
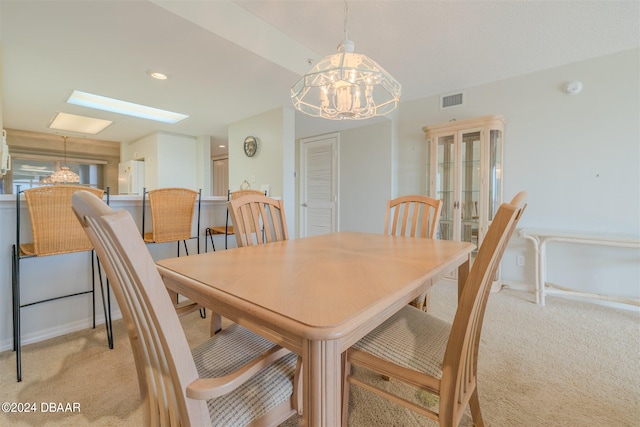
[243,136,257,157]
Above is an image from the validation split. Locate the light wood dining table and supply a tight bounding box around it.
[156,231,475,427]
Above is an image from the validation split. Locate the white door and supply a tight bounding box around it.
[300,133,339,237]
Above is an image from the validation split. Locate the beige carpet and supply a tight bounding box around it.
[1,282,639,426]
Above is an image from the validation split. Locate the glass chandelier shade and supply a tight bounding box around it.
[49,166,80,184]
[291,1,401,120]
[291,39,401,120]
[47,136,80,184]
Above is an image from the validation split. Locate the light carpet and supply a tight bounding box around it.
[1,282,639,426]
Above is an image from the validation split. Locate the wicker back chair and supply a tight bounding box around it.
[205,189,266,251]
[342,192,527,427]
[142,187,201,255]
[72,190,299,427]
[12,185,113,382]
[141,187,204,319]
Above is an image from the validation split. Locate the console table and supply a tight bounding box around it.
[519,228,640,307]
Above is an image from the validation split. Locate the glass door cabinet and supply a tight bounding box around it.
[423,115,505,283]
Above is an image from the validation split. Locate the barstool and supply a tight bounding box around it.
[12,184,113,382]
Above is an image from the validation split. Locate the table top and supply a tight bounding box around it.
[157,231,474,338]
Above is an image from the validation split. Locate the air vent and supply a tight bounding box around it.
[440,92,464,109]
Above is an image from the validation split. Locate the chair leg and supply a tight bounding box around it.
[95,254,114,349]
[91,250,96,329]
[205,229,216,253]
[12,245,22,382]
[469,388,484,427]
[210,313,222,336]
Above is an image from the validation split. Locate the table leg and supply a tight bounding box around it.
[457,256,470,300]
[302,338,341,427]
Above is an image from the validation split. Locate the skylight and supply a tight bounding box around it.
[67,90,189,124]
[49,112,113,134]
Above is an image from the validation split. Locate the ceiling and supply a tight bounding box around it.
[2,1,638,156]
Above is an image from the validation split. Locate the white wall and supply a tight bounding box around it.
[397,48,640,298]
[122,131,200,191]
[339,120,394,233]
[156,132,197,189]
[228,107,296,237]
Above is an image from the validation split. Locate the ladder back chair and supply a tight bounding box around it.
[207,193,289,335]
[12,184,113,382]
[72,190,301,427]
[342,192,527,427]
[205,189,266,251]
[384,195,443,239]
[384,195,443,310]
[227,193,289,248]
[142,187,204,317]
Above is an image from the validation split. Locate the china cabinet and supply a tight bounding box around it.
[423,115,505,283]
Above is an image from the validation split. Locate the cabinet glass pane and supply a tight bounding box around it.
[436,134,454,240]
[460,131,480,248]
[488,129,502,221]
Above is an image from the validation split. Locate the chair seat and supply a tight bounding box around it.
[192,323,297,426]
[207,225,234,235]
[19,242,93,258]
[351,305,450,379]
[18,243,36,257]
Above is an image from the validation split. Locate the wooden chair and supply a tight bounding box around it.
[227,193,288,247]
[384,195,443,239]
[384,195,443,310]
[207,193,289,335]
[342,192,527,427]
[72,190,301,427]
[142,187,204,317]
[205,189,266,251]
[12,184,113,382]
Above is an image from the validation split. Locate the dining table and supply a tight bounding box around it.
[156,231,475,427]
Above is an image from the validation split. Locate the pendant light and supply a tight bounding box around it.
[290,1,401,120]
[47,136,80,184]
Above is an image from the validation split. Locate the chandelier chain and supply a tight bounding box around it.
[343,0,349,40]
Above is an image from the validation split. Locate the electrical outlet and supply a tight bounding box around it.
[516,255,525,267]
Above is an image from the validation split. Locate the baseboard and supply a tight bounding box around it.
[0,311,123,353]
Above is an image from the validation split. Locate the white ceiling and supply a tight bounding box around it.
[2,1,638,155]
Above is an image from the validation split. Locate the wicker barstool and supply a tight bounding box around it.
[142,187,201,256]
[12,184,113,382]
[141,187,205,318]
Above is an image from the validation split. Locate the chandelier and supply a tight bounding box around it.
[47,136,80,184]
[290,1,401,120]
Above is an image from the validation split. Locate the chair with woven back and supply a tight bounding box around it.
[205,189,266,251]
[384,195,443,311]
[12,184,113,382]
[342,192,527,427]
[142,187,204,317]
[72,189,301,427]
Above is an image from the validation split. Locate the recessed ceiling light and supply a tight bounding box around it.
[49,112,113,134]
[147,70,169,80]
[67,90,189,124]
[218,144,226,148]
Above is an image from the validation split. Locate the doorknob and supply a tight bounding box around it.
[301,203,308,207]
